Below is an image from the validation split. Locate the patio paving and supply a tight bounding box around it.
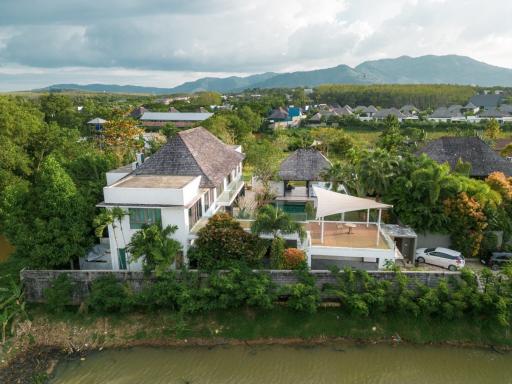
[307,222,390,249]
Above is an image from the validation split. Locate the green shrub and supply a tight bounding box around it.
[284,268,320,313]
[44,274,74,314]
[88,274,132,313]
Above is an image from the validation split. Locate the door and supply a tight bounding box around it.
[118,248,127,270]
[428,251,446,268]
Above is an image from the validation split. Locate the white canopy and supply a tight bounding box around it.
[313,186,392,219]
[88,117,107,124]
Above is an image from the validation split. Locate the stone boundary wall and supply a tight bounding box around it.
[20,269,461,304]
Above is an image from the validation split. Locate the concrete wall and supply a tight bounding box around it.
[21,269,461,304]
[416,232,452,249]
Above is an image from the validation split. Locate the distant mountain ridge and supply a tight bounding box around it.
[38,55,512,94]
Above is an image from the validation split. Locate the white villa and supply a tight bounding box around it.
[98,127,245,270]
[98,128,406,272]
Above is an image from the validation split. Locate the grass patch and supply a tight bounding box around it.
[35,306,511,346]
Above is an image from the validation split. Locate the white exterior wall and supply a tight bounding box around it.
[106,171,131,186]
[104,176,201,206]
[107,205,190,271]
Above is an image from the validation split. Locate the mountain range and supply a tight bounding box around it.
[39,55,512,94]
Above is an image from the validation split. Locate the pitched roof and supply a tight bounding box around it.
[374,108,405,119]
[278,148,332,181]
[479,108,509,118]
[269,107,289,120]
[417,136,512,177]
[469,94,503,109]
[429,107,463,119]
[366,105,378,113]
[88,117,107,124]
[134,127,245,188]
[140,112,213,121]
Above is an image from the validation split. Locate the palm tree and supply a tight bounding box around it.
[127,224,182,276]
[94,209,118,246]
[251,205,305,241]
[357,149,399,200]
[321,162,344,192]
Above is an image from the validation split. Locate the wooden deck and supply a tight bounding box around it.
[307,222,390,249]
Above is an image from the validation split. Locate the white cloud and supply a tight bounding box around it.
[0,0,511,90]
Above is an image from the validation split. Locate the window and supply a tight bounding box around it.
[188,199,202,230]
[216,181,224,198]
[129,208,161,229]
[425,248,435,253]
[203,189,212,212]
[227,172,232,185]
[118,248,127,270]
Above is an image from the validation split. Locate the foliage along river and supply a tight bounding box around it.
[50,344,512,383]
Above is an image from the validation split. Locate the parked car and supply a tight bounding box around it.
[415,247,465,271]
[480,252,512,270]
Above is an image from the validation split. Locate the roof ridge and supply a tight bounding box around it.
[176,129,213,186]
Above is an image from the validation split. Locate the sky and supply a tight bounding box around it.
[0,0,511,91]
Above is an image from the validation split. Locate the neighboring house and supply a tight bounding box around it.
[271,148,332,199]
[374,108,407,122]
[463,102,479,114]
[469,94,503,110]
[428,107,465,122]
[98,127,245,270]
[139,112,213,128]
[268,106,305,128]
[400,105,419,116]
[131,107,147,119]
[417,136,512,178]
[356,105,378,121]
[478,108,512,123]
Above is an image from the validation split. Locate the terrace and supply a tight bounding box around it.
[307,221,390,250]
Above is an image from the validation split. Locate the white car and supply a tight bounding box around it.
[415,247,465,271]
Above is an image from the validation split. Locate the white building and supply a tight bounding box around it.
[98,127,245,270]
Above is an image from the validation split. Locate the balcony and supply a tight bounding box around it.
[216,179,245,206]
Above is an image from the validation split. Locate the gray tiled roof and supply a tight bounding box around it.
[140,112,213,121]
[469,94,503,108]
[134,127,244,188]
[417,136,512,177]
[278,148,332,181]
[374,108,405,119]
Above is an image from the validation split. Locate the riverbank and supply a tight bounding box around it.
[1,306,511,382]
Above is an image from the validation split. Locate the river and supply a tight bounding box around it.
[50,344,512,383]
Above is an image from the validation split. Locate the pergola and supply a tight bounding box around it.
[312,186,392,245]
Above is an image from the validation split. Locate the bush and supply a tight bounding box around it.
[284,268,320,313]
[44,274,74,314]
[189,213,266,270]
[88,274,132,313]
[282,248,306,270]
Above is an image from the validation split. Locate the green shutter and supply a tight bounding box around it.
[129,208,162,229]
[118,248,127,270]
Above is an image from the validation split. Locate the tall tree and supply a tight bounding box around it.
[1,156,90,268]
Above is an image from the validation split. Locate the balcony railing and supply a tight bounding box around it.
[217,179,244,206]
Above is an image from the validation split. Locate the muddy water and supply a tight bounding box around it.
[50,344,512,384]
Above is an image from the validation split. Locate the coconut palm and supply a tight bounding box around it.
[357,149,399,199]
[251,205,305,241]
[127,224,182,275]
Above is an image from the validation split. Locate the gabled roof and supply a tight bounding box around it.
[278,148,331,181]
[429,107,463,119]
[332,106,353,116]
[269,107,289,120]
[134,127,245,188]
[479,108,509,118]
[374,108,405,119]
[140,112,213,121]
[469,94,503,108]
[417,136,512,177]
[366,105,378,113]
[500,104,512,113]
